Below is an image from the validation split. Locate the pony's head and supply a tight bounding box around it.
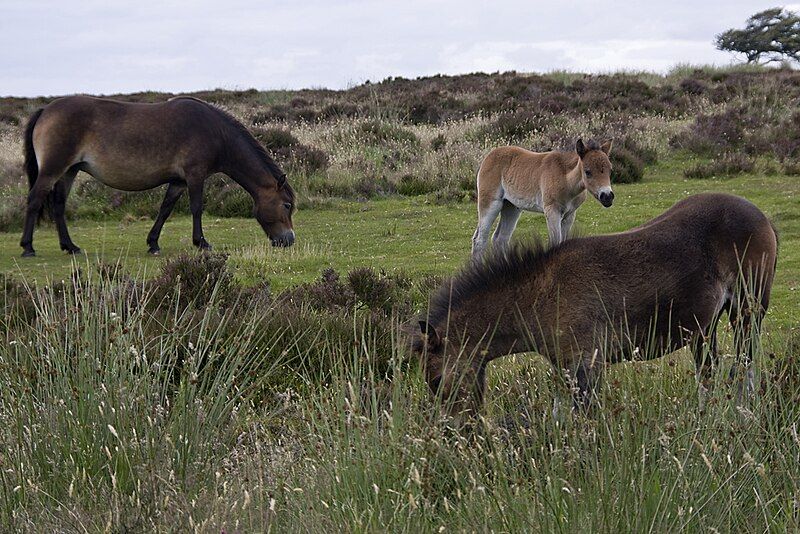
[254,173,296,247]
[577,138,614,208]
[410,320,485,419]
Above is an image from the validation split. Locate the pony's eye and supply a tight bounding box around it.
[585,169,593,177]
[283,203,292,210]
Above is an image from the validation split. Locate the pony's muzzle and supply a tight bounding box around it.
[599,189,614,207]
[271,230,295,247]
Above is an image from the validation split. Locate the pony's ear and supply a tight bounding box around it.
[276,173,287,189]
[576,138,587,158]
[419,320,442,349]
[600,139,613,155]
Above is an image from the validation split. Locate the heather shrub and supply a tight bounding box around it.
[149,251,236,309]
[670,109,746,155]
[396,173,438,196]
[347,267,412,314]
[204,175,253,218]
[430,133,447,151]
[357,120,419,145]
[782,159,800,176]
[253,127,299,149]
[0,193,27,232]
[289,144,330,174]
[609,146,644,184]
[684,153,755,179]
[474,111,547,143]
[679,77,706,95]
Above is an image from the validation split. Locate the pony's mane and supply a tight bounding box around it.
[171,96,295,203]
[427,240,564,326]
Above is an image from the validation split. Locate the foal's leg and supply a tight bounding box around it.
[52,168,80,254]
[491,200,522,251]
[544,206,563,245]
[560,210,576,242]
[471,197,503,258]
[147,181,187,255]
[187,178,212,250]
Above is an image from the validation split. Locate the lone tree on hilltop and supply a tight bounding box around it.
[715,7,800,64]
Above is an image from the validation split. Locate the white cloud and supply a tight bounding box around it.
[0,0,785,96]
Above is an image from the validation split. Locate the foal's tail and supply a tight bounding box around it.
[23,108,51,222]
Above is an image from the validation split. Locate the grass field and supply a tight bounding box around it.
[3,157,798,324]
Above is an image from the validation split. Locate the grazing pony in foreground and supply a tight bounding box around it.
[472,139,614,258]
[21,95,296,257]
[414,193,778,418]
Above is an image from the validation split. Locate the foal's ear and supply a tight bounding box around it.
[576,138,587,158]
[419,320,442,349]
[600,139,613,156]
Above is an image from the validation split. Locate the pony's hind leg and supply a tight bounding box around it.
[53,168,80,254]
[147,181,187,254]
[492,200,522,251]
[728,293,763,405]
[471,197,503,259]
[691,322,719,411]
[20,169,66,257]
[187,178,212,250]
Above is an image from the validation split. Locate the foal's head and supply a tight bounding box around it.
[576,138,614,208]
[254,173,296,247]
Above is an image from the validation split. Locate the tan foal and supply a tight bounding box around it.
[472,139,614,258]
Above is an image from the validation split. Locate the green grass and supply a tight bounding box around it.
[2,157,798,325]
[2,157,800,530]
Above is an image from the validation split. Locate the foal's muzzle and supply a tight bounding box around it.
[271,230,295,247]
[598,190,614,208]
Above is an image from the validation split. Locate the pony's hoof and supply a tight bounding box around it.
[148,247,161,256]
[21,249,35,258]
[66,247,82,255]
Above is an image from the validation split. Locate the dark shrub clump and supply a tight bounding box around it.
[150,252,236,309]
[357,120,419,145]
[684,153,755,179]
[610,146,644,184]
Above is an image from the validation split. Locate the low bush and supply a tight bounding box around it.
[357,120,419,145]
[609,146,644,184]
[474,111,547,143]
[396,173,438,196]
[683,153,755,179]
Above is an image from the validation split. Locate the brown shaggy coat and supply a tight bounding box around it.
[417,193,778,417]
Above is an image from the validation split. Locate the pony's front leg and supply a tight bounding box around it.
[572,351,603,413]
[187,179,212,250]
[472,198,503,259]
[560,210,576,242]
[147,181,187,254]
[544,206,563,245]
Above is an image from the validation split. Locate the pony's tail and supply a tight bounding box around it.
[23,108,50,222]
[769,218,779,274]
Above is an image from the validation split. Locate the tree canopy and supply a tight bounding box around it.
[715,8,800,64]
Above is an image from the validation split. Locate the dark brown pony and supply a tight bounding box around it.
[411,193,778,418]
[21,95,296,257]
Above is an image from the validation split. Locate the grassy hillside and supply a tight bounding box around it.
[1,68,799,531]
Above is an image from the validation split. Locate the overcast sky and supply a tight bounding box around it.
[1,0,792,97]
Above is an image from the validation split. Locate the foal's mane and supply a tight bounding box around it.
[171,96,295,202]
[427,240,562,326]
